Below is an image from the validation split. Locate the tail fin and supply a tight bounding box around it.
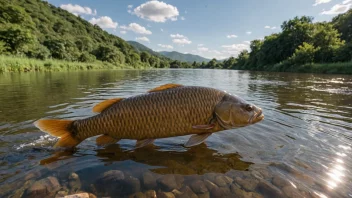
[34,119,82,149]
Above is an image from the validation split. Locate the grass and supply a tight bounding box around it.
[0,55,140,73]
[265,61,352,75]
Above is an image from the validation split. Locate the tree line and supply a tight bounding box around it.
[0,0,193,69]
[197,10,352,72]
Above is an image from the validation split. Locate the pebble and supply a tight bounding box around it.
[210,187,231,198]
[272,175,290,188]
[129,192,146,198]
[213,175,233,187]
[282,185,302,198]
[157,175,179,191]
[176,186,198,198]
[234,177,258,191]
[68,172,81,192]
[203,180,218,191]
[64,192,90,198]
[157,192,176,198]
[189,180,208,194]
[25,176,61,198]
[256,181,283,198]
[142,172,158,189]
[145,190,157,198]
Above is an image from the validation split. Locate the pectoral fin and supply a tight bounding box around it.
[96,135,119,146]
[148,84,183,93]
[135,139,155,148]
[185,133,212,147]
[93,98,124,113]
[192,124,215,130]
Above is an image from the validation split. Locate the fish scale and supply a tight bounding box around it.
[34,84,264,149]
[74,86,226,141]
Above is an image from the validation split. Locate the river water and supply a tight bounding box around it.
[0,69,351,198]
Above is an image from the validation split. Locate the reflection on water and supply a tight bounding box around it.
[0,69,352,198]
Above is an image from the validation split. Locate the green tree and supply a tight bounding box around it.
[332,9,352,42]
[288,42,318,65]
[140,51,150,63]
[0,25,34,54]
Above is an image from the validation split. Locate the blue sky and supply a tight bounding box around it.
[48,0,352,59]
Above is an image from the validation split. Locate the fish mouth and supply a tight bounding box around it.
[250,109,264,124]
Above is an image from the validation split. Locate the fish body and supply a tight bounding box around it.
[34,84,264,149]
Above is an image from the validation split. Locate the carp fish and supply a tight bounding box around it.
[34,84,264,149]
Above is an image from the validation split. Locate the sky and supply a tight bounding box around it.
[48,0,352,60]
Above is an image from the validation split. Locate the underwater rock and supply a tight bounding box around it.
[56,190,68,198]
[94,170,127,196]
[210,186,231,198]
[213,175,233,187]
[25,176,61,198]
[282,185,302,198]
[157,192,176,198]
[124,175,141,195]
[176,186,198,198]
[203,180,218,191]
[196,192,210,198]
[234,177,258,192]
[272,175,290,188]
[231,186,264,198]
[157,175,179,191]
[145,190,157,198]
[142,172,158,190]
[68,173,81,193]
[256,181,283,198]
[129,192,146,198]
[64,192,90,198]
[189,180,208,194]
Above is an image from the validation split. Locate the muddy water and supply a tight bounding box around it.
[0,69,351,198]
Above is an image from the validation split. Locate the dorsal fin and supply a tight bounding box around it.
[148,83,183,93]
[93,98,124,113]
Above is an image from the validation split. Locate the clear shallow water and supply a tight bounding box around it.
[0,69,351,198]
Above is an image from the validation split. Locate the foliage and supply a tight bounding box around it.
[0,0,192,70]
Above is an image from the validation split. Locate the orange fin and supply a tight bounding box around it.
[34,119,81,149]
[96,135,119,146]
[93,98,124,113]
[192,124,215,130]
[148,83,183,93]
[185,133,212,147]
[135,139,155,148]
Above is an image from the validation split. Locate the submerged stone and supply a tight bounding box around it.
[142,172,158,189]
[157,175,178,191]
[68,172,81,193]
[25,176,61,198]
[189,180,208,194]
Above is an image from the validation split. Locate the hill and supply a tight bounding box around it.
[127,41,162,57]
[159,51,210,63]
[0,0,173,68]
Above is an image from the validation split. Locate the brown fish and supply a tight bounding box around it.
[34,84,264,149]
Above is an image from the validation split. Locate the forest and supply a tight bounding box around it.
[200,10,352,74]
[0,0,351,74]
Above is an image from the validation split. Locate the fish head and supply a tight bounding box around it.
[214,94,264,129]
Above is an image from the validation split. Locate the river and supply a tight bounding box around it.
[0,69,351,198]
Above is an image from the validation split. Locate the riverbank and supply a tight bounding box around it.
[0,56,139,73]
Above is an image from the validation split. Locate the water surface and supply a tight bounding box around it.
[0,69,351,198]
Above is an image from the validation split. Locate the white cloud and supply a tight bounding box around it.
[89,16,118,29]
[313,0,332,6]
[198,44,204,47]
[227,34,238,38]
[133,0,179,22]
[158,44,173,49]
[120,31,127,34]
[136,37,150,42]
[343,0,352,4]
[181,16,186,20]
[265,26,277,30]
[170,34,186,38]
[221,43,250,57]
[243,41,251,44]
[120,23,152,34]
[264,26,271,29]
[60,4,97,16]
[246,31,252,35]
[271,26,277,30]
[173,38,192,45]
[161,28,164,32]
[128,5,133,9]
[321,2,351,14]
[170,34,191,45]
[198,47,209,52]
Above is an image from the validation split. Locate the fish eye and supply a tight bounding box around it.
[245,104,253,112]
